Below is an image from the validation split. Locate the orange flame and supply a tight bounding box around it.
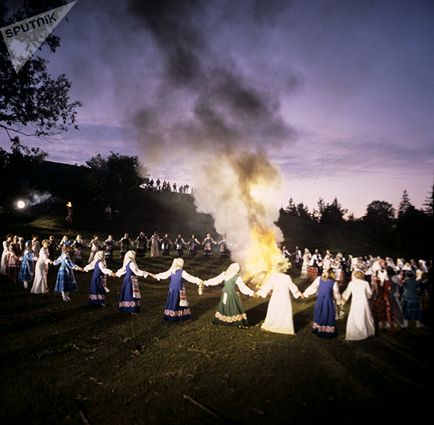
[244,225,287,286]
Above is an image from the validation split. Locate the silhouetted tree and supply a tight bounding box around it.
[423,184,434,217]
[362,200,395,243]
[320,197,347,225]
[85,152,148,207]
[0,1,81,141]
[398,190,415,218]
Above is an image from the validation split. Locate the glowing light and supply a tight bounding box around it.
[243,225,287,286]
[66,201,72,208]
[16,200,26,209]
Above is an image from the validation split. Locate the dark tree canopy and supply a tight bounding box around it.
[85,152,148,207]
[0,1,81,140]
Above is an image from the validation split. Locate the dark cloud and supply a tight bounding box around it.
[127,0,299,158]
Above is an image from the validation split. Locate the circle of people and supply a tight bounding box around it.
[1,234,431,341]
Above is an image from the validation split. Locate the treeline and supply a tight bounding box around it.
[282,190,433,257]
[0,140,189,215]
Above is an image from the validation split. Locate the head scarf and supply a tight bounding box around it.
[171,258,184,271]
[122,250,136,268]
[225,263,240,280]
[87,251,106,269]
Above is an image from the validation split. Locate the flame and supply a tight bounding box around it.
[243,225,287,287]
[66,201,72,208]
[192,150,287,287]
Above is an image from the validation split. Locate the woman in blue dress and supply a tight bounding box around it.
[53,246,84,302]
[154,258,202,321]
[116,250,153,313]
[84,251,114,306]
[303,268,343,338]
[18,241,36,289]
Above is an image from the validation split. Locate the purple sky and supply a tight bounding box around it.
[1,0,433,217]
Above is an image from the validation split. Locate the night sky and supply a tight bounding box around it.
[2,0,433,217]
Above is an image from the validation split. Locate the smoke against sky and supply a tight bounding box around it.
[1,0,433,217]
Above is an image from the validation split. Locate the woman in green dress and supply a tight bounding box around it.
[204,263,255,326]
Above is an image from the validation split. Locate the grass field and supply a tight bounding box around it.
[0,239,431,425]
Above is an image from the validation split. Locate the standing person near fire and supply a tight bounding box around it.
[84,251,115,307]
[53,246,84,302]
[31,239,53,294]
[341,270,375,340]
[116,250,154,314]
[203,263,255,327]
[256,261,303,335]
[218,236,230,257]
[303,268,343,338]
[154,258,202,322]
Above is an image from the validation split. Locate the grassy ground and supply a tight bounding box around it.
[0,244,431,425]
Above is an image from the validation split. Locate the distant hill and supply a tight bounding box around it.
[0,160,426,258]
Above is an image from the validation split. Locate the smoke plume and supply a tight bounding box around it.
[128,0,298,273]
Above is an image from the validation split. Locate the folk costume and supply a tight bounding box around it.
[18,243,35,289]
[31,245,51,294]
[154,258,201,322]
[84,251,113,306]
[150,233,160,257]
[202,234,216,256]
[116,251,150,313]
[188,236,201,256]
[118,235,132,259]
[303,272,342,338]
[103,236,115,260]
[257,271,302,335]
[342,275,375,340]
[204,263,254,327]
[53,250,81,301]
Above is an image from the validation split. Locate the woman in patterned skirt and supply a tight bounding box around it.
[116,250,153,313]
[84,251,114,306]
[204,263,255,327]
[154,258,201,322]
[53,246,84,302]
[18,241,36,289]
[303,268,342,338]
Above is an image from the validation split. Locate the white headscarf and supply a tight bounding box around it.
[87,251,106,269]
[225,263,240,280]
[171,258,184,271]
[272,257,290,273]
[122,250,136,268]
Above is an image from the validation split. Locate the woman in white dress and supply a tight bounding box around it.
[257,263,303,335]
[31,239,53,294]
[342,270,375,341]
